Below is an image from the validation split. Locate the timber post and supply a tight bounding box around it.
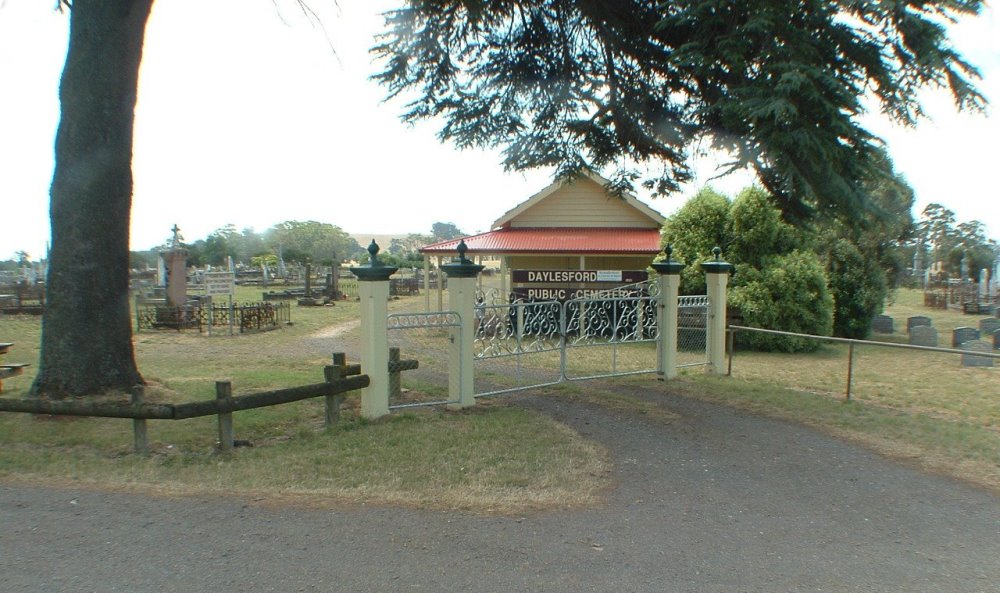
[441,240,484,409]
[216,380,234,451]
[652,245,684,380]
[131,384,149,455]
[324,352,347,426]
[701,247,733,375]
[351,241,398,419]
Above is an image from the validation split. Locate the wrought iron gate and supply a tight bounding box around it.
[387,311,462,409]
[473,281,710,397]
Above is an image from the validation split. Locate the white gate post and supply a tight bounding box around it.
[441,240,484,409]
[351,240,398,419]
[652,246,684,380]
[701,247,733,375]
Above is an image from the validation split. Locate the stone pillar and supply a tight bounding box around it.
[441,240,484,409]
[351,241,398,419]
[701,247,733,376]
[652,245,684,380]
[161,247,188,307]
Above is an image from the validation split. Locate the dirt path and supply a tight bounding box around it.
[2,385,998,593]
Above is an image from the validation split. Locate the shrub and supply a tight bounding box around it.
[827,238,887,339]
[660,187,731,295]
[730,250,833,352]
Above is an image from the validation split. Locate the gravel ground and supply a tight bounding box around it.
[2,381,998,593]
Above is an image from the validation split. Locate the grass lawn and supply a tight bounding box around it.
[0,286,997,508]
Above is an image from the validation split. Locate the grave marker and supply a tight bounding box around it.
[978,317,1000,337]
[908,325,938,347]
[906,316,932,333]
[961,340,994,367]
[871,315,893,334]
[952,327,980,348]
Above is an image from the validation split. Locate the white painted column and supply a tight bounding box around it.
[423,256,431,313]
[653,248,684,380]
[358,278,391,418]
[436,255,444,312]
[657,273,681,379]
[447,274,478,409]
[352,241,398,419]
[441,241,484,409]
[702,248,732,376]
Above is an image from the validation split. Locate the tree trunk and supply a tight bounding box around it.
[31,0,154,398]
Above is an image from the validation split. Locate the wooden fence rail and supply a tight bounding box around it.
[0,351,419,454]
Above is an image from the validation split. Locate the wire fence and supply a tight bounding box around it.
[727,325,999,426]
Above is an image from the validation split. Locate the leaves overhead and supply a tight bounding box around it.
[373,0,985,223]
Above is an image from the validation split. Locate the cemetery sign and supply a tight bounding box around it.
[511,269,648,301]
[204,272,235,296]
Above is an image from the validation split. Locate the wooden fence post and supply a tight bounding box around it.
[216,381,234,451]
[131,385,149,456]
[389,347,401,400]
[325,352,347,426]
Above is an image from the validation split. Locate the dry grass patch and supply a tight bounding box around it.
[0,404,609,514]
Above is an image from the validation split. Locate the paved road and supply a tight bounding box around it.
[2,386,998,593]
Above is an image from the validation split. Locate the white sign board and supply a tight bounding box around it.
[595,270,623,282]
[204,272,235,296]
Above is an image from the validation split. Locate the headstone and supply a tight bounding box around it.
[871,314,894,334]
[906,316,932,333]
[908,325,938,347]
[980,269,989,300]
[952,326,980,348]
[961,340,994,367]
[993,329,1000,351]
[980,318,1000,337]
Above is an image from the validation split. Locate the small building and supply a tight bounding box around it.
[420,171,665,309]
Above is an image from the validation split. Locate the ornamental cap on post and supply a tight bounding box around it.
[700,246,733,274]
[350,239,398,281]
[440,239,484,278]
[651,243,685,275]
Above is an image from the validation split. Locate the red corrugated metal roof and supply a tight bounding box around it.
[420,228,662,255]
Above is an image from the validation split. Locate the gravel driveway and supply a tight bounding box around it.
[2,384,998,593]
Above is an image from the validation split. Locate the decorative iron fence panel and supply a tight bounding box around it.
[562,287,659,381]
[473,295,564,397]
[136,302,289,333]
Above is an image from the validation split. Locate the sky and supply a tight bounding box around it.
[1,0,998,261]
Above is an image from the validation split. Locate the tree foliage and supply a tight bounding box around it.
[264,221,362,266]
[826,238,887,339]
[914,203,997,280]
[659,187,730,295]
[375,0,985,223]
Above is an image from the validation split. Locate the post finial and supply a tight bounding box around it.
[367,240,380,265]
[712,246,721,261]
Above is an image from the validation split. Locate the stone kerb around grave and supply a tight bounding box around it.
[908,325,938,347]
[871,314,893,334]
[906,316,932,333]
[961,340,995,367]
[952,327,980,348]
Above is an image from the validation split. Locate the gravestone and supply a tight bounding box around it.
[961,340,994,367]
[907,316,932,333]
[979,317,1000,337]
[871,314,894,334]
[952,327,980,348]
[909,325,938,347]
[994,329,1000,351]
